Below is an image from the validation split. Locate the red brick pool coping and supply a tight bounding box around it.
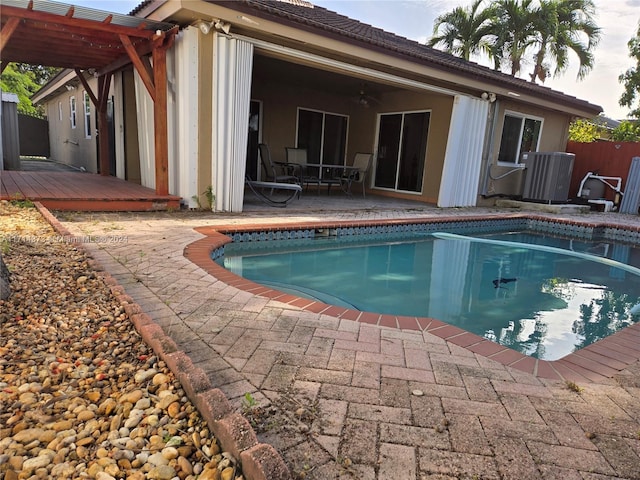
[186,214,640,385]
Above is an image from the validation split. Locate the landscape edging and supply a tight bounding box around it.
[34,202,291,480]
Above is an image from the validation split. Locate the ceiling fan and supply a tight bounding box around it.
[354,85,380,108]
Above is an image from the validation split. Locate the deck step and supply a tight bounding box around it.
[1,171,182,212]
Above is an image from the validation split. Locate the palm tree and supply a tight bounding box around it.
[427,0,497,62]
[529,0,601,83]
[491,0,539,76]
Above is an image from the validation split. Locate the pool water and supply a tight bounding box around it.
[219,231,640,360]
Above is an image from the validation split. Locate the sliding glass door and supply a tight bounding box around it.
[374,111,430,193]
[297,108,348,166]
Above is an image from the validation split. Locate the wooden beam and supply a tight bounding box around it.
[74,69,99,107]
[23,18,146,45]
[97,41,152,77]
[98,74,111,112]
[119,34,155,102]
[0,17,21,53]
[5,32,123,65]
[152,43,169,196]
[98,27,176,77]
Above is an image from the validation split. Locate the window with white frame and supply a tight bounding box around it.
[58,101,63,121]
[83,91,91,138]
[296,108,348,168]
[373,110,430,193]
[497,112,543,164]
[69,96,77,129]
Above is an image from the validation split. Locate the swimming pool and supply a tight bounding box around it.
[217,220,640,361]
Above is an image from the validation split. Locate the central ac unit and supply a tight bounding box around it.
[521,152,575,203]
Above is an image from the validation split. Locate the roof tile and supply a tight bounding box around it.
[229,0,601,114]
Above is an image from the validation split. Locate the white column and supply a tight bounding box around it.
[438,95,489,207]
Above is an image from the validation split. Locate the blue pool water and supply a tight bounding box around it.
[219,231,640,360]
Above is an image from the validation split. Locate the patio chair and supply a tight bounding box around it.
[245,176,302,207]
[258,143,299,185]
[285,147,321,193]
[338,152,373,197]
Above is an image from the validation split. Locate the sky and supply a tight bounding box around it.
[70,0,640,120]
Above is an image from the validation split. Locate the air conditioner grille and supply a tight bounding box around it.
[521,152,575,203]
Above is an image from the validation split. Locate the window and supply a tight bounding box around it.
[374,111,430,193]
[58,101,63,121]
[83,91,91,138]
[497,112,542,164]
[69,96,77,129]
[296,108,348,169]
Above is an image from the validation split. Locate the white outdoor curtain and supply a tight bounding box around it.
[134,30,198,203]
[133,66,156,190]
[111,71,126,180]
[213,35,253,212]
[438,95,489,207]
[172,28,199,208]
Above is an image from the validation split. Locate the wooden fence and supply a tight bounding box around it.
[566,141,640,201]
[18,114,50,158]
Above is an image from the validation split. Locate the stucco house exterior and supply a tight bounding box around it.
[32,0,602,212]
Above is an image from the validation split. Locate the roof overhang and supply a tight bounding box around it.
[204,0,601,118]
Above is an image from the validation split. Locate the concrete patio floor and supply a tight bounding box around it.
[52,196,640,480]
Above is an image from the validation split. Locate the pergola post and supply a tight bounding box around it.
[152,44,169,196]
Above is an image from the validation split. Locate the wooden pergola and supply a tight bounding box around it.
[0,0,178,195]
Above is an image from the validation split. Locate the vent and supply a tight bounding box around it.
[521,152,575,203]
[276,0,315,7]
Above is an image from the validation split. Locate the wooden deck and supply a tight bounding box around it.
[0,171,181,211]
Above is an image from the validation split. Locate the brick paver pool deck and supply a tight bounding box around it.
[47,196,640,480]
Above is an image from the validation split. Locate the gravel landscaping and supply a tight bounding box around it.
[0,201,245,480]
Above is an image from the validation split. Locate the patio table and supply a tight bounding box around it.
[303,163,360,194]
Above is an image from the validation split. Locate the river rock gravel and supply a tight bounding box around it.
[0,201,244,480]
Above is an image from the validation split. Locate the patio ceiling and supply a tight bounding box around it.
[0,0,179,196]
[253,54,402,99]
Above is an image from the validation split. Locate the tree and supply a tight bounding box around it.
[529,0,601,83]
[491,0,539,76]
[619,22,640,119]
[427,0,497,62]
[0,63,59,117]
[568,118,605,142]
[611,120,640,141]
[428,0,602,83]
